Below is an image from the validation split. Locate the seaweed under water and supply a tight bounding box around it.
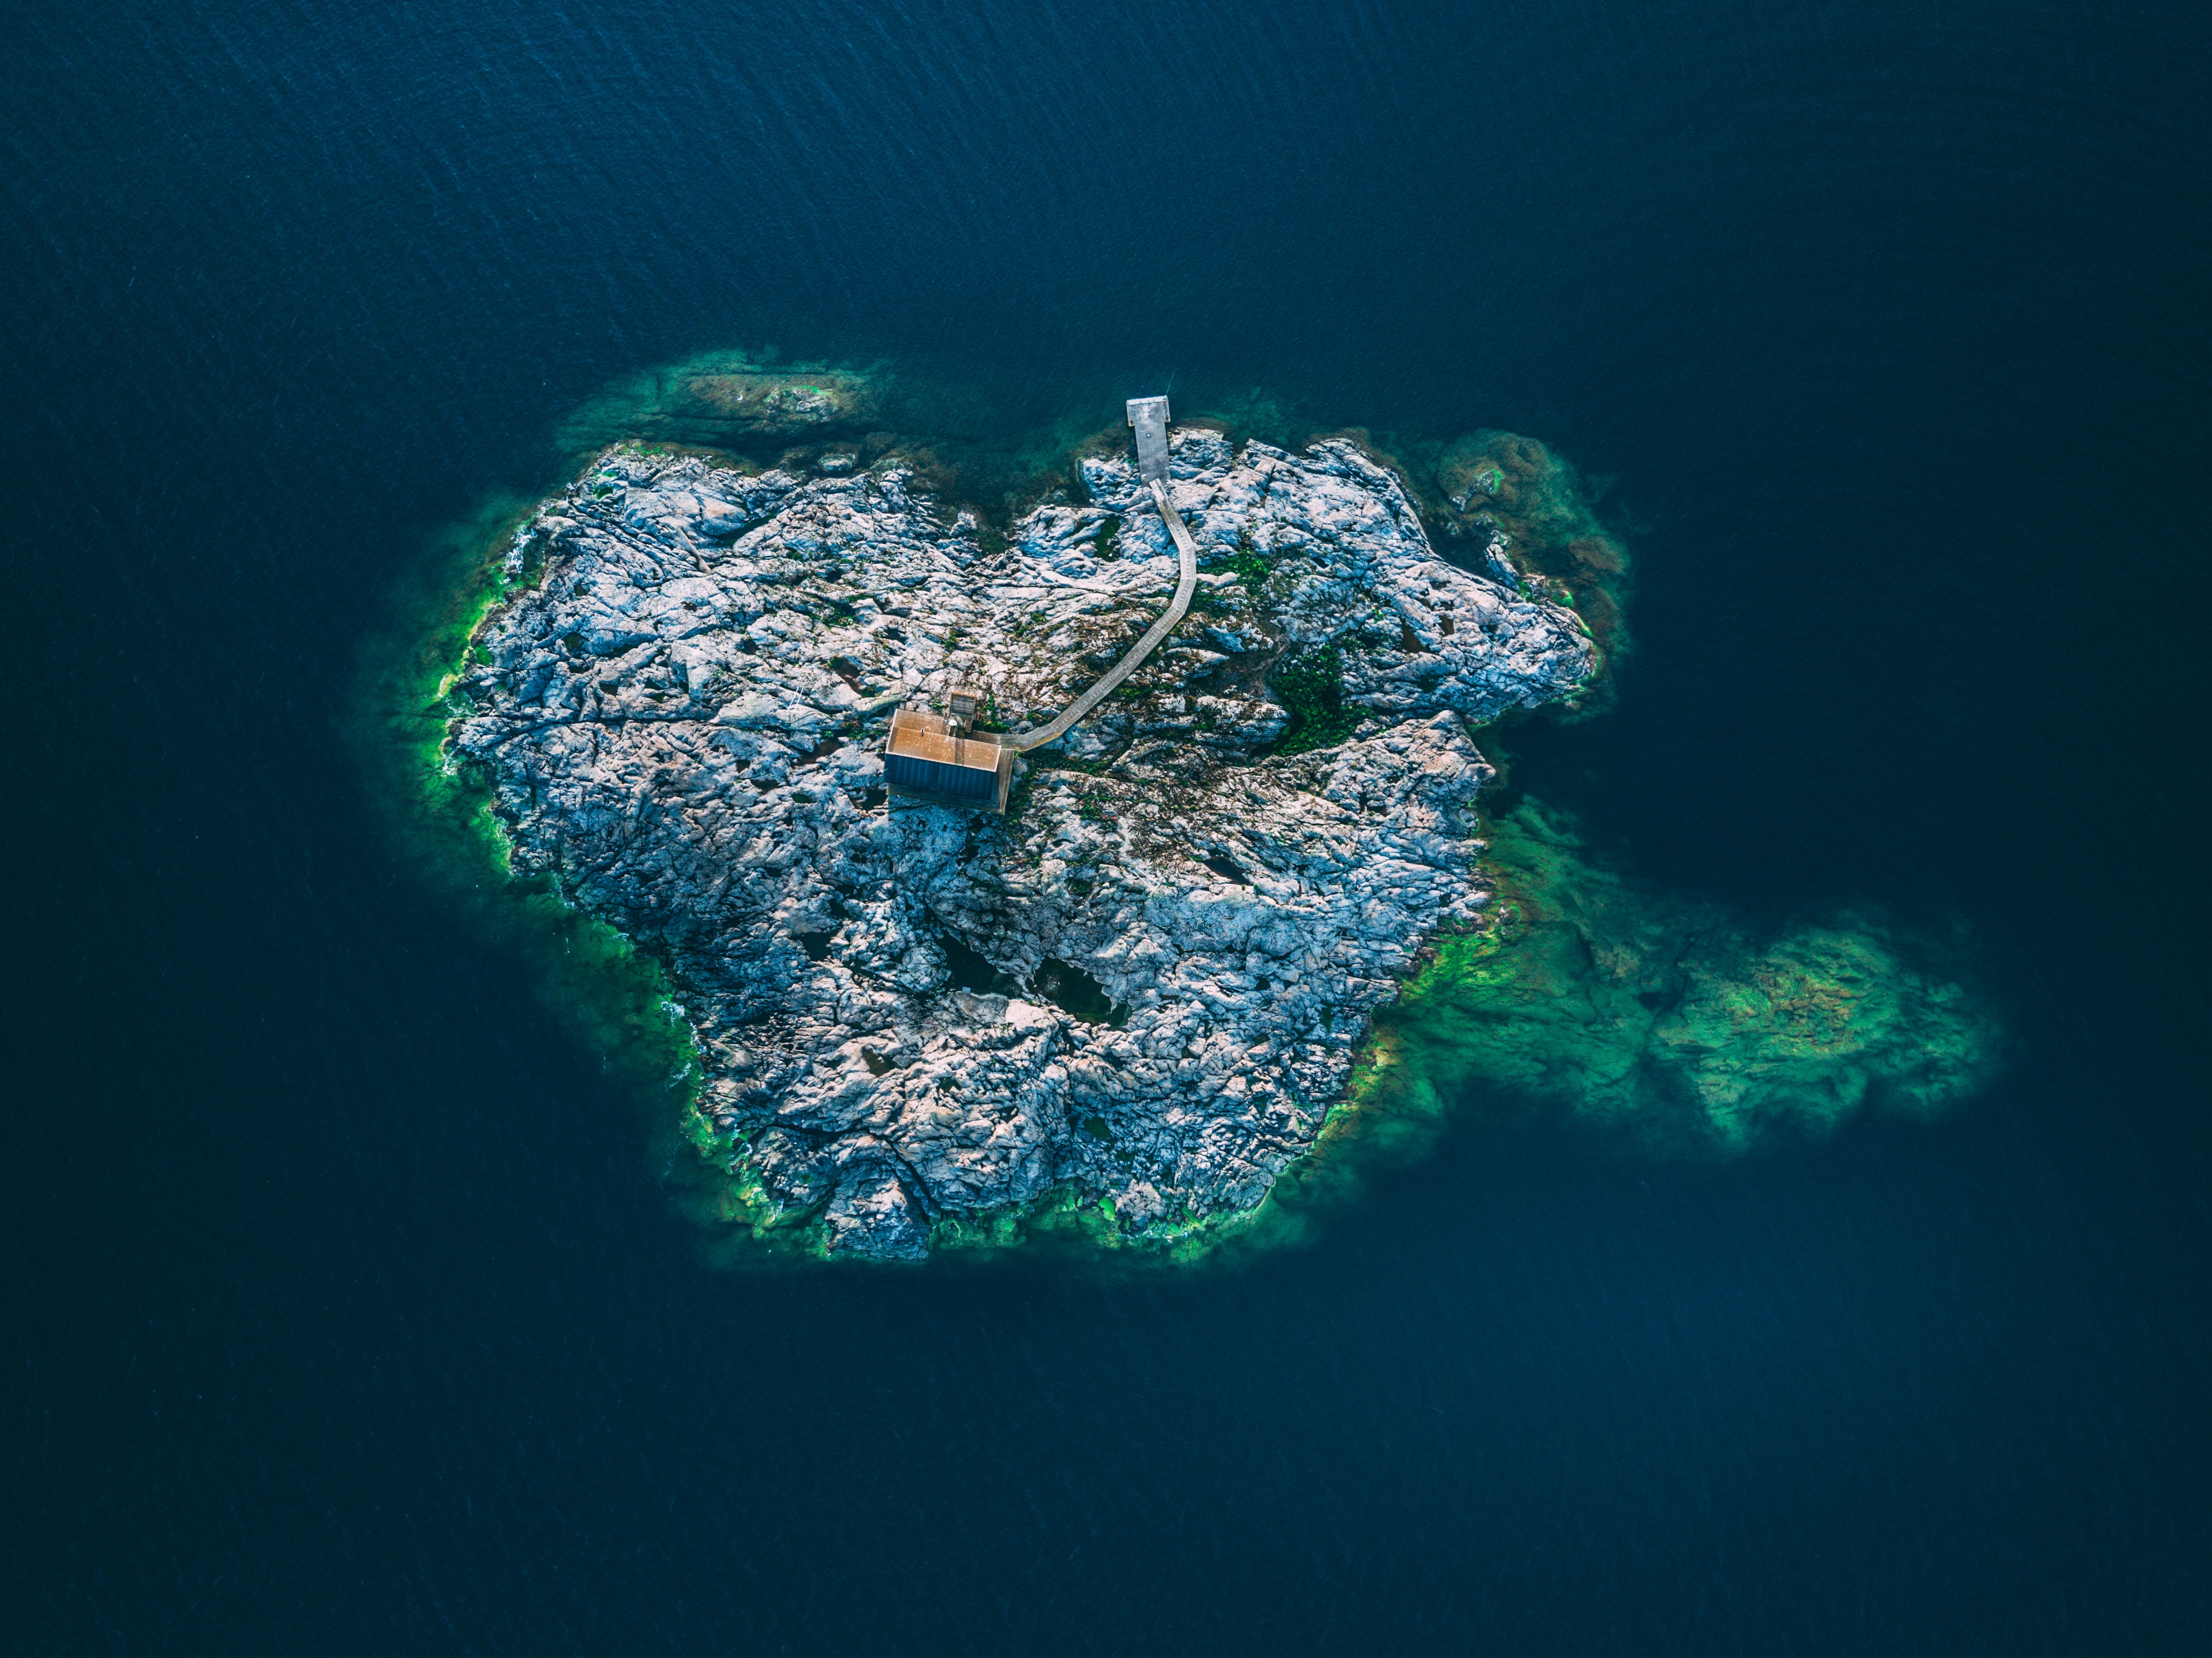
[1349,799,2000,1149]
[360,347,2002,1270]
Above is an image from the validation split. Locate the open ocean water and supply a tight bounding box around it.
[6,0,2210,1651]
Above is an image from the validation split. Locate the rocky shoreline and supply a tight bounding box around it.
[441,421,1595,1257]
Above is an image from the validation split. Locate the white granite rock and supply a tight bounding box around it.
[447,431,1594,1256]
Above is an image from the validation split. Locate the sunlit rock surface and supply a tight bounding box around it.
[445,429,1593,1257]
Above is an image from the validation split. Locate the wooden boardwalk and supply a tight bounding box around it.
[1010,470,1198,753]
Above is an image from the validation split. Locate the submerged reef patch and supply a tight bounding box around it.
[1344,799,2001,1154]
[555,350,884,456]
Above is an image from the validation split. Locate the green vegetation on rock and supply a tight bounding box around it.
[1269,645,1361,755]
[347,488,710,1175]
[1220,528,1273,591]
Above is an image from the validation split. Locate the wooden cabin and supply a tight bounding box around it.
[882,706,1015,812]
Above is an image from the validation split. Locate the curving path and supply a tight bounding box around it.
[1010,477,1199,752]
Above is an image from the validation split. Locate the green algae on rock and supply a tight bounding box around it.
[1343,799,2001,1155]
[347,488,713,1174]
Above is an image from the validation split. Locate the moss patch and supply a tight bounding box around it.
[1269,645,1362,755]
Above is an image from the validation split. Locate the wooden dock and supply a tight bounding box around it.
[1126,394,1171,483]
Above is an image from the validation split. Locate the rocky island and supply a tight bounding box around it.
[444,408,1594,1258]
[410,360,1996,1265]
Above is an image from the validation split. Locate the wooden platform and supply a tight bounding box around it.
[1126,395,1171,482]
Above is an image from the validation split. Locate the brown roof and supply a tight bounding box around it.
[885,708,1010,775]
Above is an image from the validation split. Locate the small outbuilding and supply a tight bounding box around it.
[882,705,1015,812]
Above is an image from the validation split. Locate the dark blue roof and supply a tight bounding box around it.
[884,751,997,800]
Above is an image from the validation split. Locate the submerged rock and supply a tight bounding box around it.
[444,427,1594,1256]
[554,350,882,455]
[1351,800,2001,1151]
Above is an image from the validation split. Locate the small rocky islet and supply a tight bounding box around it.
[422,360,1996,1262]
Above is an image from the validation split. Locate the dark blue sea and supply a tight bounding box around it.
[7,1,2210,1650]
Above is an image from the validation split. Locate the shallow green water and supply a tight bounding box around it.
[1345,799,2000,1155]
